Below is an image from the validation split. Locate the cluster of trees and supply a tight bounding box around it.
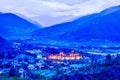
[52,54,120,80]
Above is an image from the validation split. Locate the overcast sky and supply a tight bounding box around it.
[0,0,120,27]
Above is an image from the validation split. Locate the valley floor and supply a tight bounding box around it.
[0,42,120,80]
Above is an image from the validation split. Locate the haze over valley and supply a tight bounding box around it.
[0,1,120,80]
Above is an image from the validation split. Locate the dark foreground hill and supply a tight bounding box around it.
[0,36,8,48]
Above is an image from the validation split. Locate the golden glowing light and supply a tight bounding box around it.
[48,51,82,60]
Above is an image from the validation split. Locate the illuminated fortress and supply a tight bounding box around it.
[48,50,82,60]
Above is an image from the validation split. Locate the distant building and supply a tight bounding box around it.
[48,51,82,60]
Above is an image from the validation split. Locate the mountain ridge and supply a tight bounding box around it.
[33,5,120,42]
[0,13,41,40]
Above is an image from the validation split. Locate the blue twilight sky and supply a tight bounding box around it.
[0,0,120,27]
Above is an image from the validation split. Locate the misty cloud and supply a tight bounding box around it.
[0,0,120,26]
